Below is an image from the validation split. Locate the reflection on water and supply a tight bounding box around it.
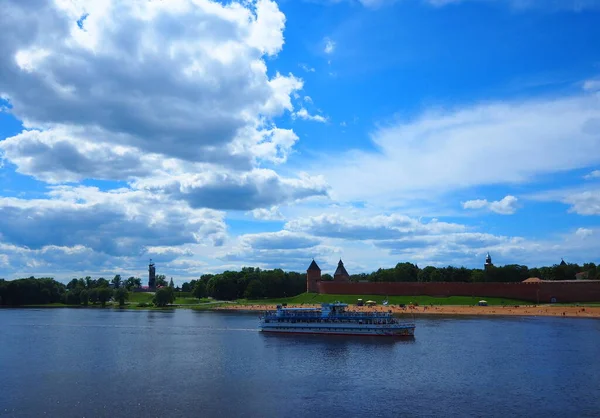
[0,309,599,418]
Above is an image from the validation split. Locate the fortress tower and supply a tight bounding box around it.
[334,259,350,282]
[306,259,321,293]
[148,259,156,289]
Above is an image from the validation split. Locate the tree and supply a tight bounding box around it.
[124,277,141,291]
[89,288,99,304]
[181,282,191,293]
[169,277,174,288]
[244,280,265,299]
[112,275,122,289]
[193,281,207,299]
[156,275,167,287]
[153,287,175,307]
[114,288,129,307]
[97,288,113,307]
[97,277,110,288]
[79,290,89,306]
[321,274,334,281]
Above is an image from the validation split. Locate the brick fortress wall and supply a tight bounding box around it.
[316,281,600,303]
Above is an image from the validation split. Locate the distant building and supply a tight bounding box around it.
[333,259,350,282]
[148,259,156,289]
[484,252,493,271]
[560,258,567,266]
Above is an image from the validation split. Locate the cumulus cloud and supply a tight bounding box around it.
[0,0,303,173]
[293,108,328,123]
[0,186,227,256]
[530,187,600,216]
[249,206,285,221]
[463,195,519,215]
[133,169,329,211]
[317,94,600,203]
[285,213,465,240]
[240,231,319,250]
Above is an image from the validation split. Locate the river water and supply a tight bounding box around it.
[1,309,599,417]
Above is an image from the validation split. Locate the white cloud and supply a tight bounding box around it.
[530,187,600,216]
[250,206,285,221]
[293,108,328,123]
[563,191,600,215]
[575,227,593,238]
[132,169,329,211]
[324,38,336,54]
[316,94,600,204]
[0,186,227,256]
[463,195,519,215]
[0,0,302,171]
[584,170,600,179]
[285,213,466,240]
[304,96,313,103]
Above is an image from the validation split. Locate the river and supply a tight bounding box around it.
[1,309,599,417]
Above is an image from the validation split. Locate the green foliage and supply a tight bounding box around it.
[97,278,109,288]
[0,277,65,306]
[321,274,333,281]
[114,288,129,307]
[124,277,142,290]
[97,288,113,307]
[156,275,167,287]
[193,281,207,299]
[79,290,89,306]
[89,289,99,304]
[244,280,266,299]
[153,287,175,307]
[112,275,122,289]
[181,282,192,293]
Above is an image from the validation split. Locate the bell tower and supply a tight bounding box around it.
[148,259,156,289]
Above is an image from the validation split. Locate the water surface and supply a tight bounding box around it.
[1,309,599,417]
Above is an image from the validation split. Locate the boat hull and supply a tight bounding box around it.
[259,323,415,337]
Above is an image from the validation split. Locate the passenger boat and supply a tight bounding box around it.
[259,302,415,337]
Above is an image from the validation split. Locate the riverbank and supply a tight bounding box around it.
[213,303,600,318]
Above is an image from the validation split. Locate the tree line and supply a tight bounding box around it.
[354,261,599,283]
[1,261,598,305]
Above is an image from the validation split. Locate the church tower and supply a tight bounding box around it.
[484,252,493,271]
[148,259,156,289]
[306,259,321,293]
[333,259,350,282]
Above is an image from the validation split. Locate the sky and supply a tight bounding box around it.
[1,0,600,284]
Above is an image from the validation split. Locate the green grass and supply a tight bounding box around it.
[236,293,529,306]
[128,292,154,303]
[174,297,210,305]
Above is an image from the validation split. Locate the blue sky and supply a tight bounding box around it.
[1,0,599,283]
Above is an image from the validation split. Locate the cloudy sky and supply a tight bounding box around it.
[1,0,600,283]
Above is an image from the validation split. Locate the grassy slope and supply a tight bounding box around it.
[238,293,529,306]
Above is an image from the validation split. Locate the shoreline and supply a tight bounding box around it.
[213,303,600,319]
[4,303,600,318]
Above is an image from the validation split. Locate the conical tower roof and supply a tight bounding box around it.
[334,259,349,278]
[307,259,321,271]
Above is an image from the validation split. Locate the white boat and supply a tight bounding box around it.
[259,302,415,337]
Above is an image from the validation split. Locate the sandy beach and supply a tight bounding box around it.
[215,303,600,318]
